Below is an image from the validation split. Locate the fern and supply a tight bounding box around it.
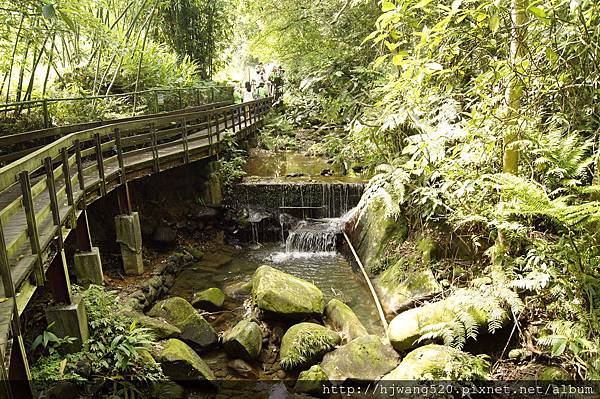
[279,330,338,370]
[356,165,410,219]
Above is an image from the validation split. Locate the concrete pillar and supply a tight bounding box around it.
[73,247,103,285]
[45,295,89,354]
[202,161,222,205]
[115,212,143,275]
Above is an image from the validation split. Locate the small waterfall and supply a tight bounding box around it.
[285,221,338,252]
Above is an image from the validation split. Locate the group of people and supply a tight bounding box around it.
[233,63,285,104]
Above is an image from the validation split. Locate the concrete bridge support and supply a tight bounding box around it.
[72,210,104,286]
[115,184,144,275]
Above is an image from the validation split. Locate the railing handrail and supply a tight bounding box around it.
[0,85,231,109]
[0,97,271,193]
[0,100,233,149]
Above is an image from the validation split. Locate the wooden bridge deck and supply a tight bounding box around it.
[0,97,272,389]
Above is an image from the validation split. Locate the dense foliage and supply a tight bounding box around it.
[244,0,600,380]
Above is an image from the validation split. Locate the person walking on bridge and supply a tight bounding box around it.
[243,81,253,120]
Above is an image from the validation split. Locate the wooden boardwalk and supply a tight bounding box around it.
[0,97,272,393]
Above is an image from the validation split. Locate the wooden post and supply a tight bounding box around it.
[231,108,236,133]
[19,171,44,286]
[117,183,132,216]
[181,117,190,164]
[44,157,61,227]
[46,249,72,304]
[207,113,213,155]
[178,89,183,109]
[150,123,160,173]
[114,128,125,184]
[0,222,16,299]
[75,210,92,252]
[196,88,201,106]
[94,133,106,196]
[153,90,159,113]
[61,148,74,207]
[42,99,49,128]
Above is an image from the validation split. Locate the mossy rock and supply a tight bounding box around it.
[376,265,442,315]
[252,266,324,319]
[387,289,496,351]
[350,198,408,274]
[324,299,368,342]
[188,247,204,260]
[294,365,329,395]
[199,252,233,268]
[320,335,399,382]
[539,366,571,380]
[191,288,225,309]
[223,280,253,299]
[156,339,216,385]
[223,319,263,361]
[381,344,490,380]
[280,323,340,370]
[124,311,181,339]
[148,297,218,349]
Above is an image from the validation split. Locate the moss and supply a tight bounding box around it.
[252,265,324,318]
[188,246,204,260]
[279,323,340,370]
[223,319,263,360]
[324,299,368,342]
[191,288,225,308]
[417,236,437,264]
[148,297,218,348]
[382,344,490,380]
[157,339,216,384]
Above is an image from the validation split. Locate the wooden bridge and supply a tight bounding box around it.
[0,97,273,398]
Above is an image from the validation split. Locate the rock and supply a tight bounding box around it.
[350,198,408,273]
[47,381,78,399]
[286,172,304,177]
[227,359,259,378]
[387,289,492,351]
[148,276,163,289]
[320,335,399,383]
[152,224,177,244]
[126,311,181,339]
[153,382,186,399]
[280,323,340,370]
[156,339,216,385]
[148,297,218,349]
[376,266,442,314]
[539,366,570,380]
[223,280,253,299]
[252,265,324,319]
[192,288,225,309]
[194,206,219,223]
[223,319,263,360]
[380,344,490,380]
[200,252,233,268]
[294,365,329,395]
[324,299,368,342]
[276,370,286,379]
[320,169,333,176]
[188,246,204,260]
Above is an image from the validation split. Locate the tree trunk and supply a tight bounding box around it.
[502,0,528,174]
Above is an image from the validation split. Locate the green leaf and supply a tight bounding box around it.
[489,14,499,33]
[58,10,77,33]
[551,339,567,357]
[412,0,434,9]
[381,0,396,12]
[528,5,546,19]
[41,4,56,19]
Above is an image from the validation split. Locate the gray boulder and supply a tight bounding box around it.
[156,339,216,385]
[223,319,263,360]
[320,335,399,383]
[324,299,368,342]
[279,322,340,370]
[191,287,225,309]
[148,297,218,349]
[252,266,324,319]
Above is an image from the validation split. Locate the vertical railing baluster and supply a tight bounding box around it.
[181,117,190,164]
[115,128,125,183]
[19,171,44,286]
[207,113,213,155]
[231,108,236,134]
[94,133,106,196]
[44,157,61,227]
[150,123,160,173]
[61,148,74,207]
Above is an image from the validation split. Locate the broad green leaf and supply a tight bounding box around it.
[381,0,396,12]
[489,14,499,33]
[41,4,56,19]
[528,5,546,19]
[412,0,434,10]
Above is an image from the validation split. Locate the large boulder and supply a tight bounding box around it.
[223,319,263,360]
[376,264,441,314]
[125,311,181,339]
[252,266,324,319]
[387,289,496,351]
[380,344,490,380]
[148,297,218,349]
[279,323,340,370]
[156,339,216,385]
[320,335,399,383]
[324,299,368,342]
[349,198,408,273]
[191,288,225,309]
[294,365,330,395]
